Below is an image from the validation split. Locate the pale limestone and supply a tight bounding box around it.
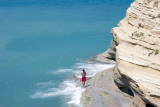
[106,0,160,106]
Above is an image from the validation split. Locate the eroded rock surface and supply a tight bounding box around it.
[106,0,160,106]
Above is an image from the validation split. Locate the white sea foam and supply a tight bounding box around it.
[36,81,55,87]
[74,62,115,78]
[30,61,115,106]
[49,68,73,74]
[30,80,85,106]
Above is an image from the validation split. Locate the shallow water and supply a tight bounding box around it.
[0,0,133,107]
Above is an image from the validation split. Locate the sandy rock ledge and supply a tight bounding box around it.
[80,68,145,107]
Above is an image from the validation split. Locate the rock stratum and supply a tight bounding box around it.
[105,0,160,106]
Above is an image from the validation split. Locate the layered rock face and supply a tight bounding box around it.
[107,0,160,106]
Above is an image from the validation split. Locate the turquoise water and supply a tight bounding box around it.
[0,0,133,107]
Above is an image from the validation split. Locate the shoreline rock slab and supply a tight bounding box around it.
[80,68,145,107]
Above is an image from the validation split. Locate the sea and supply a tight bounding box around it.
[0,0,133,107]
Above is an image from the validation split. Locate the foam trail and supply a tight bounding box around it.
[30,80,85,105]
[49,69,73,74]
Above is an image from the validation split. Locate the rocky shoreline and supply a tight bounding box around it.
[79,54,145,107]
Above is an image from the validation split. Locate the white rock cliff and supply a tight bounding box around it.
[106,0,160,106]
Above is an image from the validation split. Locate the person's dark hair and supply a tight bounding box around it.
[82,69,86,75]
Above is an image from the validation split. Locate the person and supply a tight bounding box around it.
[81,69,86,88]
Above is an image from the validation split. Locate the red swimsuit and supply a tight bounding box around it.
[82,77,86,82]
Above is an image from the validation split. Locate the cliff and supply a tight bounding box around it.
[105,0,160,106]
[80,0,160,106]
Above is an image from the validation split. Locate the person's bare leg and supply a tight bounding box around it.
[82,82,84,88]
[83,82,85,88]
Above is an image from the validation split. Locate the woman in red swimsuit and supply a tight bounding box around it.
[81,69,86,88]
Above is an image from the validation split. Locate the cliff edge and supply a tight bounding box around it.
[105,0,160,106]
